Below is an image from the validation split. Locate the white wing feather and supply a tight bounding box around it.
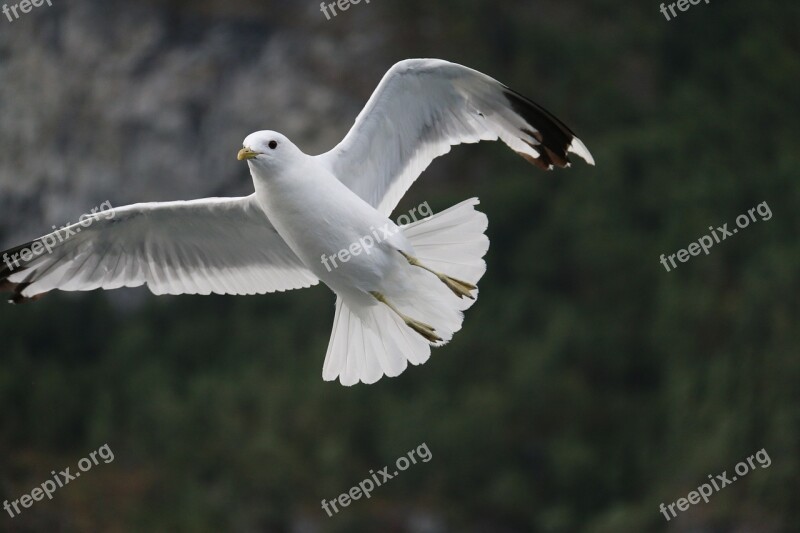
[316,58,594,215]
[0,195,318,302]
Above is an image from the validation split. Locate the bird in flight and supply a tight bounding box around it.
[1,59,594,385]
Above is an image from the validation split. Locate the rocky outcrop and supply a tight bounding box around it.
[0,0,388,243]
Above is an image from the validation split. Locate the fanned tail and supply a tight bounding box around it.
[322,198,489,385]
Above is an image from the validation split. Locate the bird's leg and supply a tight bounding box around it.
[397,250,477,300]
[369,291,442,343]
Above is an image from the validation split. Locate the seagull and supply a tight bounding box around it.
[0,59,594,385]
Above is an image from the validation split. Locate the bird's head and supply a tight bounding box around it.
[237,131,302,173]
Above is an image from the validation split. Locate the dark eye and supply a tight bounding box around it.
[268,140,278,149]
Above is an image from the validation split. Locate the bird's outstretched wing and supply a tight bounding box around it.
[316,58,595,215]
[0,195,318,303]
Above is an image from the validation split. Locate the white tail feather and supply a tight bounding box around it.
[322,198,489,386]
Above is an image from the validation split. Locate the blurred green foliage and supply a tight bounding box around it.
[1,0,799,531]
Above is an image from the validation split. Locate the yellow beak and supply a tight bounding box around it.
[237,147,260,161]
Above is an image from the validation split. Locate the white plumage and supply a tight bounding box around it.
[323,198,488,385]
[2,196,318,297]
[318,59,593,216]
[1,59,594,385]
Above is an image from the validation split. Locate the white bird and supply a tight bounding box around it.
[0,59,594,385]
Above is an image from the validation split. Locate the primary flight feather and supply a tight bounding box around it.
[1,59,594,385]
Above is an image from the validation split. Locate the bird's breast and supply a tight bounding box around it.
[253,168,408,292]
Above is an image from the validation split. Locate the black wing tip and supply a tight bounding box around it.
[504,89,595,170]
[0,279,47,305]
[0,279,27,304]
[0,241,47,304]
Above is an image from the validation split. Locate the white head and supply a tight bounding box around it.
[237,131,304,175]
